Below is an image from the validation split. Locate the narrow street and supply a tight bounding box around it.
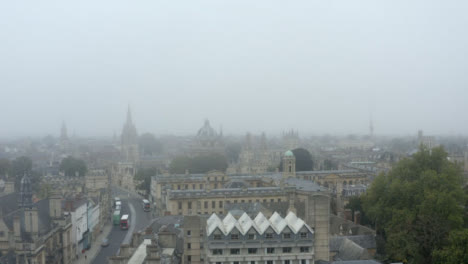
[91,187,153,264]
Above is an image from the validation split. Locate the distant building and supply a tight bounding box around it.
[121,106,139,163]
[191,120,224,156]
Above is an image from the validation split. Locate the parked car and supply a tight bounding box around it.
[101,238,109,247]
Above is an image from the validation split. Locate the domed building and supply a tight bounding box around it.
[191,120,224,155]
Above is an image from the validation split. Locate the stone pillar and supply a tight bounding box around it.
[344,209,352,221]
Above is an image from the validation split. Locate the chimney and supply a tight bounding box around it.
[49,192,63,219]
[14,215,21,240]
[354,211,361,225]
[120,244,131,257]
[344,209,352,221]
[24,207,39,235]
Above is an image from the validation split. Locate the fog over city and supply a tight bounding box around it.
[1,0,468,138]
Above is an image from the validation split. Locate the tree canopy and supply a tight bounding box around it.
[279,148,314,171]
[60,156,87,177]
[0,158,10,177]
[225,142,242,163]
[169,152,228,174]
[362,146,466,264]
[134,167,158,195]
[138,133,163,156]
[11,156,32,178]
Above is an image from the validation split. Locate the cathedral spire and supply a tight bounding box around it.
[126,105,132,124]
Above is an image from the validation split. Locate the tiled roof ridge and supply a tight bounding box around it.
[206,211,314,236]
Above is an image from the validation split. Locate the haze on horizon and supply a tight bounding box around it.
[1,0,468,138]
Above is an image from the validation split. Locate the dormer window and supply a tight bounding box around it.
[300,232,307,238]
[266,233,273,239]
[283,233,291,239]
[248,234,255,240]
[231,234,239,240]
[214,234,222,240]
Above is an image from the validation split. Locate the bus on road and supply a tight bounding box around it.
[142,199,150,212]
[113,210,121,225]
[114,197,120,207]
[120,214,130,230]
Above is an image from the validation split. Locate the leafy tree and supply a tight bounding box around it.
[169,152,228,174]
[60,156,87,177]
[135,167,158,195]
[10,156,33,190]
[279,148,314,171]
[344,196,372,226]
[139,133,163,156]
[363,146,466,264]
[433,229,468,264]
[225,142,242,163]
[323,159,338,170]
[0,158,10,177]
[11,156,32,178]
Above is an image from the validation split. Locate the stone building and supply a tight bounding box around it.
[0,175,73,264]
[228,132,274,175]
[191,120,224,156]
[203,211,315,264]
[152,151,332,261]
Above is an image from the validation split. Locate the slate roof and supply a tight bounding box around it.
[0,192,19,216]
[330,236,375,261]
[2,197,55,241]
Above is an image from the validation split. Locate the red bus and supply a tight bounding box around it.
[142,199,150,212]
[120,214,130,230]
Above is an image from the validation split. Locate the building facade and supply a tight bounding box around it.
[204,211,315,264]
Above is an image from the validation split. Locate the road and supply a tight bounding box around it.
[91,187,153,264]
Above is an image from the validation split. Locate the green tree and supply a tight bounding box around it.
[11,156,32,177]
[10,156,33,190]
[279,148,314,171]
[0,158,10,177]
[60,156,87,177]
[135,167,158,195]
[433,229,468,264]
[344,196,372,226]
[363,146,466,264]
[225,142,242,163]
[138,133,163,156]
[169,153,228,174]
[323,159,338,170]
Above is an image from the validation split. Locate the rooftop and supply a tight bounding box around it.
[207,211,313,236]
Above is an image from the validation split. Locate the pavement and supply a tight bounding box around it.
[74,223,113,264]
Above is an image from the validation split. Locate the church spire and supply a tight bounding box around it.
[19,173,33,208]
[126,105,132,124]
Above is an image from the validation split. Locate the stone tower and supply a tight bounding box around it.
[282,150,296,179]
[121,106,139,163]
[19,174,33,208]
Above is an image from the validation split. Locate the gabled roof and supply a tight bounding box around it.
[206,211,314,236]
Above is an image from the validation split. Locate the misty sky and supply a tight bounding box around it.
[1,0,467,138]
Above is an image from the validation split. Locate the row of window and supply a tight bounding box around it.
[213,247,310,255]
[174,182,223,190]
[213,232,308,240]
[178,198,283,210]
